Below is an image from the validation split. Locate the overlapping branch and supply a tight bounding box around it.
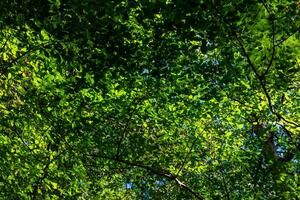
[211,1,299,128]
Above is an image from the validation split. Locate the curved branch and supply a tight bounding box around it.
[85,153,205,200]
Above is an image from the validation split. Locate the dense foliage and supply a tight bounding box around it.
[0,0,299,199]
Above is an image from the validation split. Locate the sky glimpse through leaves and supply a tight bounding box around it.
[0,0,299,199]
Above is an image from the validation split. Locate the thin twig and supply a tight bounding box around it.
[228,23,262,80]
[260,0,276,78]
[220,169,231,200]
[31,147,67,199]
[115,96,146,159]
[275,29,299,47]
[0,36,10,53]
[176,138,198,175]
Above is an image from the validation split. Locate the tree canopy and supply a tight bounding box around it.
[0,0,299,199]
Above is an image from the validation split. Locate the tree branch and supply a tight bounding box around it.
[275,29,299,47]
[30,148,66,199]
[0,36,9,53]
[260,0,276,78]
[277,114,300,128]
[214,6,276,114]
[115,96,145,159]
[85,153,205,200]
[58,116,205,199]
[220,169,231,200]
[211,3,300,128]
[31,161,50,200]
[176,137,198,175]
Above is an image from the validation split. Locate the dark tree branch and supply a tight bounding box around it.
[277,123,292,138]
[31,148,66,199]
[85,153,205,200]
[218,13,262,81]
[176,137,198,175]
[220,169,231,200]
[31,161,50,200]
[260,0,276,78]
[115,96,145,159]
[1,40,52,75]
[278,114,300,127]
[275,29,299,47]
[57,114,205,199]
[212,3,300,129]
[259,0,272,17]
[0,36,9,53]
[260,81,275,112]
[219,10,276,114]
[6,46,36,67]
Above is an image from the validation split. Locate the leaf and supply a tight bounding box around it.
[41,29,49,40]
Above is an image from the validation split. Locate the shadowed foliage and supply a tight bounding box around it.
[0,0,299,199]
